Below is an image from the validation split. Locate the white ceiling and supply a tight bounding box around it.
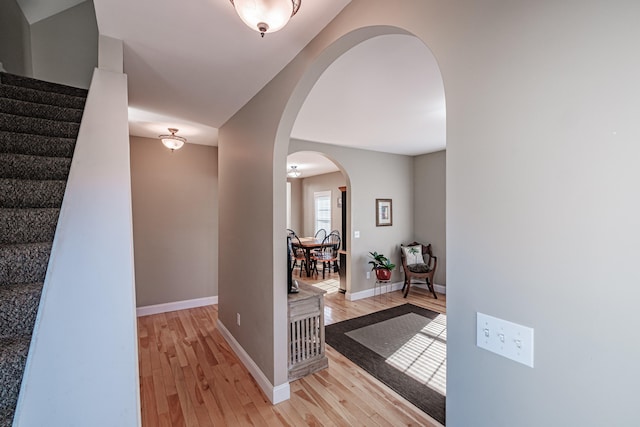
[287,152,340,178]
[292,34,446,157]
[92,0,446,175]
[95,0,351,146]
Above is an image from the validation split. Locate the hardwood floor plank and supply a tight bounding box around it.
[167,393,186,427]
[169,356,200,427]
[138,282,446,426]
[152,367,170,418]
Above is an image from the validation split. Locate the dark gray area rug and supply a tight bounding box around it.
[325,303,446,425]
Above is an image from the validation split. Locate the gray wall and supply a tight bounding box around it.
[219,0,640,423]
[301,171,345,237]
[30,0,97,89]
[288,140,413,295]
[130,136,218,307]
[0,0,32,75]
[414,150,445,285]
[287,178,303,233]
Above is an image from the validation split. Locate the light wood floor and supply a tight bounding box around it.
[138,272,446,426]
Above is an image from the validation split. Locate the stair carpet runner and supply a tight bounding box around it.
[0,72,87,427]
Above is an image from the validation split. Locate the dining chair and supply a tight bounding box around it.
[312,234,341,279]
[314,229,327,240]
[290,235,308,277]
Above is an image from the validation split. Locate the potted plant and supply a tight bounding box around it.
[368,251,396,281]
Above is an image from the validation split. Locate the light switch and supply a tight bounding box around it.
[354,231,360,238]
[476,312,534,367]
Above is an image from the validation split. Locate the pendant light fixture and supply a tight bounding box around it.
[230,0,301,37]
[159,128,186,151]
[287,165,301,178]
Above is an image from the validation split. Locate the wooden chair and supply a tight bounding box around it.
[290,235,309,277]
[400,241,438,298]
[312,234,341,279]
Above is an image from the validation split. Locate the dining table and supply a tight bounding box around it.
[291,237,334,277]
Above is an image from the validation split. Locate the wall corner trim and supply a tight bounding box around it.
[345,282,445,301]
[136,296,218,317]
[217,319,291,405]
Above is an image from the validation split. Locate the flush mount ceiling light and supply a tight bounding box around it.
[230,0,301,37]
[159,128,186,152]
[287,165,301,178]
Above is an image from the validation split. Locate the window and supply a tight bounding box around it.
[314,191,331,235]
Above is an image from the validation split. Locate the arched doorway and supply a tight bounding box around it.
[273,26,446,405]
[286,151,351,293]
[218,14,447,409]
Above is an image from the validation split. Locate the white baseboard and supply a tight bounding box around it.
[346,281,445,301]
[414,282,446,294]
[346,281,404,301]
[136,296,218,317]
[217,319,290,405]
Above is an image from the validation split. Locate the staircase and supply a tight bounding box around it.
[0,72,87,427]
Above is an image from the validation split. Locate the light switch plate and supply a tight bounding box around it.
[477,312,534,367]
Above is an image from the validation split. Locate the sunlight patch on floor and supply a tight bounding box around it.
[312,278,340,294]
[385,314,447,395]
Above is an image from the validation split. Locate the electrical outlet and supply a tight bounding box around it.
[366,271,371,279]
[237,313,241,326]
[354,231,360,238]
[476,312,534,367]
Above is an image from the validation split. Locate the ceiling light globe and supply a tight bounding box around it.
[232,0,298,35]
[287,165,301,178]
[159,128,187,151]
[161,138,185,151]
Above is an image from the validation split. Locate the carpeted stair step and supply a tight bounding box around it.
[0,84,86,110]
[0,72,88,98]
[0,72,86,427]
[0,336,30,426]
[0,131,75,158]
[0,283,42,339]
[0,243,51,285]
[0,153,71,181]
[0,98,83,123]
[0,208,60,244]
[0,179,66,208]
[0,112,80,138]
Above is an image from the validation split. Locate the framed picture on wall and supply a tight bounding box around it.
[376,199,392,226]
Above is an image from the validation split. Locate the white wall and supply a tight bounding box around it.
[220,0,640,425]
[14,65,140,425]
[130,137,219,307]
[414,150,446,285]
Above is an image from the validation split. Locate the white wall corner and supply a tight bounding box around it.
[98,35,123,73]
[217,319,290,404]
[136,296,219,317]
